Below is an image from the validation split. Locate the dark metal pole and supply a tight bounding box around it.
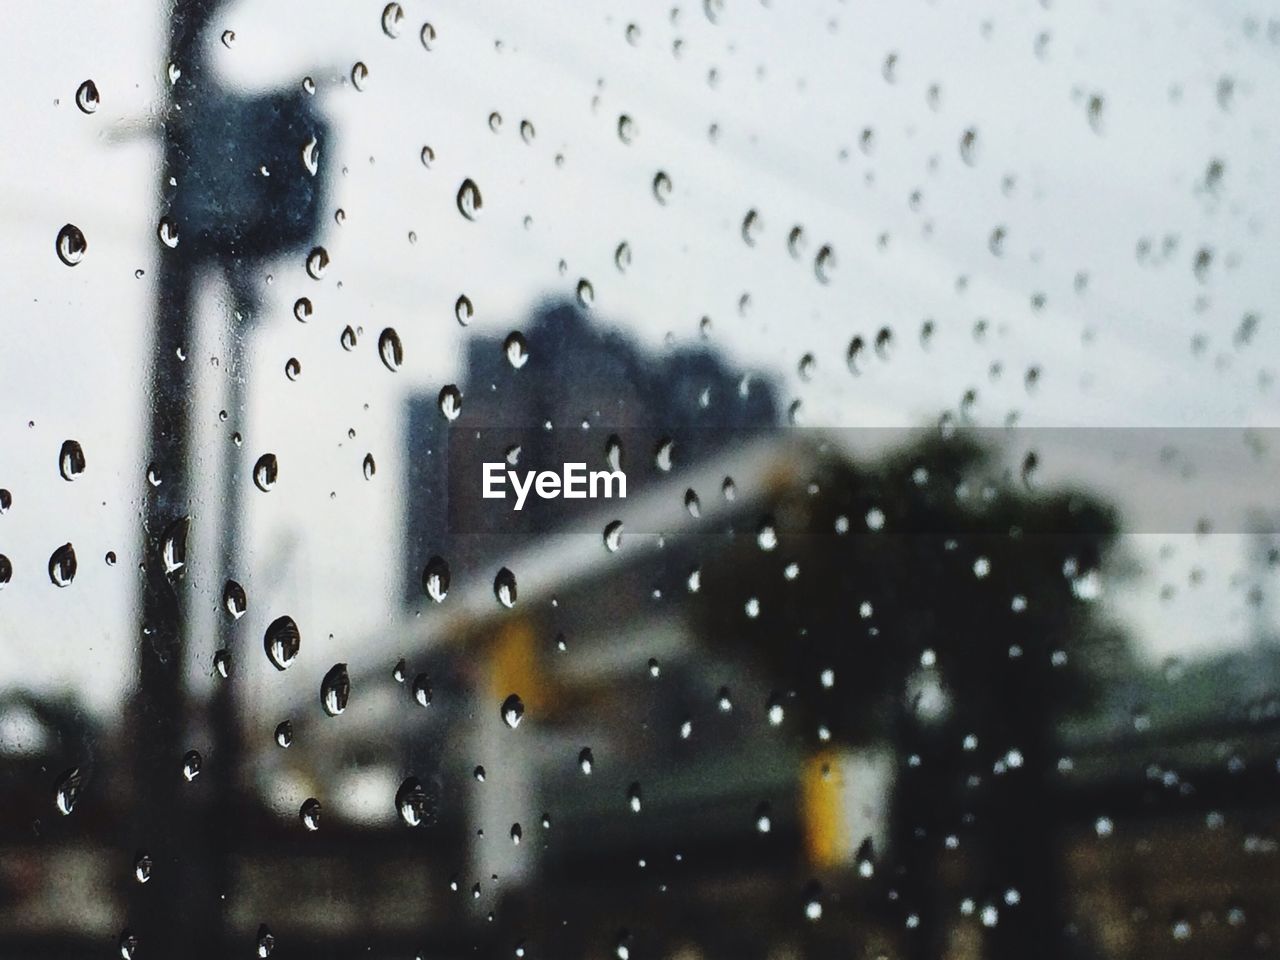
[129,2,222,957]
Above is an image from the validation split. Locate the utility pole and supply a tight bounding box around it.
[130,2,328,955]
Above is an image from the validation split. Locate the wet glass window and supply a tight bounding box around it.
[3,2,1280,959]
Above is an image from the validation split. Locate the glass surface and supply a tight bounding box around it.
[2,1,1279,958]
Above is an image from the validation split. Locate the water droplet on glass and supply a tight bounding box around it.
[494,567,517,608]
[75,80,100,114]
[301,136,319,176]
[54,766,82,815]
[419,22,437,50]
[814,244,835,284]
[412,673,433,708]
[420,144,435,167]
[576,278,594,307]
[340,325,358,351]
[755,801,772,833]
[274,720,293,748]
[456,178,483,220]
[614,241,632,273]
[56,224,87,266]
[741,209,761,246]
[48,543,77,587]
[397,776,429,826]
[351,61,369,91]
[157,217,179,249]
[133,852,152,883]
[285,357,301,381]
[605,434,623,471]
[804,882,823,920]
[757,520,778,551]
[300,798,321,831]
[256,925,275,958]
[438,385,462,421]
[959,127,979,166]
[627,782,642,813]
[293,297,312,322]
[618,114,635,144]
[377,327,404,372]
[321,663,350,716]
[501,693,525,728]
[306,246,329,279]
[787,225,806,259]
[119,929,139,960]
[684,488,700,517]
[421,556,450,602]
[160,516,188,575]
[603,520,624,552]
[655,437,674,472]
[504,332,529,369]
[214,649,231,679]
[58,440,86,481]
[264,615,301,671]
[253,453,278,492]
[182,750,202,782]
[767,695,784,726]
[652,170,672,204]
[381,2,404,37]
[579,747,594,775]
[454,294,474,326]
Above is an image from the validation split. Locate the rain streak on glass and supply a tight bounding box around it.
[264,615,301,671]
[321,663,350,716]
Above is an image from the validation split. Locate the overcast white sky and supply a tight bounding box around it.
[1,0,1279,718]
